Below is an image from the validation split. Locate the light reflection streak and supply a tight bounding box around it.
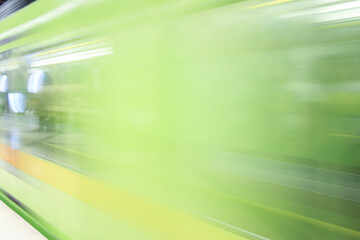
[31,47,113,67]
[279,0,360,23]
[0,0,92,41]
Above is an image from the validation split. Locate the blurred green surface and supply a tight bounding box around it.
[0,0,359,239]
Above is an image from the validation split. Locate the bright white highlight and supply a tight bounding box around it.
[279,0,360,21]
[31,47,113,67]
[318,0,360,14]
[0,75,8,92]
[27,70,45,94]
[8,93,26,113]
[316,7,360,22]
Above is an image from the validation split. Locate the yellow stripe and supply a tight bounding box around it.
[0,142,247,240]
[327,133,360,139]
[40,141,102,161]
[33,39,106,57]
[247,0,293,9]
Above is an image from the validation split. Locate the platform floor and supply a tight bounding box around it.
[0,200,46,240]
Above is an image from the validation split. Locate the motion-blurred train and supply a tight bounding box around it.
[0,0,359,239]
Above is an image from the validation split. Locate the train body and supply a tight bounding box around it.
[0,0,359,239]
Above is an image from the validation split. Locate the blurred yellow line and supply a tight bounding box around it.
[207,189,360,239]
[33,39,105,57]
[0,142,248,240]
[327,133,360,139]
[40,141,102,161]
[247,0,293,9]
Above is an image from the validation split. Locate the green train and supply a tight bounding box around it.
[0,0,359,239]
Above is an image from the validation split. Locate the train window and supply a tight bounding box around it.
[27,69,45,93]
[0,74,7,92]
[8,92,26,113]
